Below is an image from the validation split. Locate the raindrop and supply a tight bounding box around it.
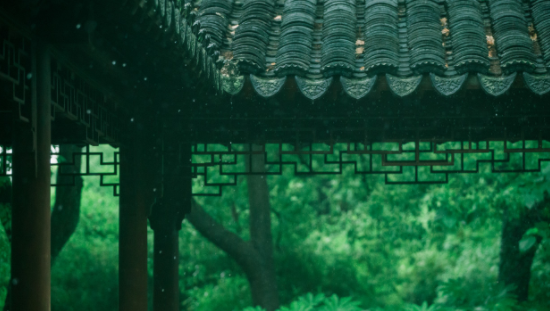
[86,109,91,114]
[178,109,181,113]
[192,99,196,102]
[58,205,63,211]
[26,73,32,80]
[130,118,134,122]
[122,63,127,67]
[174,256,176,260]
[76,24,81,29]
[112,61,116,65]
[144,77,148,81]
[159,250,163,254]
[12,278,18,285]
[162,289,165,292]
[153,188,157,192]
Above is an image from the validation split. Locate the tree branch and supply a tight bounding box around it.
[187,200,261,272]
[189,144,280,310]
[51,145,83,263]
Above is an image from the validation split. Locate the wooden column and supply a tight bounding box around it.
[119,124,152,311]
[153,227,179,311]
[150,139,192,311]
[10,41,51,311]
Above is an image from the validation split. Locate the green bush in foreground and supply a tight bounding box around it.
[242,285,549,311]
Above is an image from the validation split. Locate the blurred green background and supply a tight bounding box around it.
[0,143,549,311]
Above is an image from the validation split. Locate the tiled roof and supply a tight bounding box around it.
[143,0,550,98]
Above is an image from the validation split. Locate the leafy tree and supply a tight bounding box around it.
[51,145,119,311]
[188,144,279,311]
[498,192,550,302]
[1,143,541,311]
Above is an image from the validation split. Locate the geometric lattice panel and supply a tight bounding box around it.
[191,140,550,196]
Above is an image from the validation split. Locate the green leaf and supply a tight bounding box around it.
[519,236,537,253]
[523,193,537,209]
[524,227,539,236]
[442,216,457,229]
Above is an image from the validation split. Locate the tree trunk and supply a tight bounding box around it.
[499,214,540,301]
[187,144,280,311]
[51,145,83,263]
[498,193,550,302]
[246,145,279,310]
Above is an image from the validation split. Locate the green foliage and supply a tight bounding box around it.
[279,293,325,311]
[0,177,11,310]
[241,294,361,311]
[402,301,438,311]
[0,220,10,310]
[0,177,11,237]
[51,146,119,311]
[519,236,538,253]
[434,278,519,311]
[184,275,251,311]
[187,145,550,310]
[0,204,9,237]
[319,295,362,311]
[36,144,550,311]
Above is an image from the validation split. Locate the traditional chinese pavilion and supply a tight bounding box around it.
[1,0,550,311]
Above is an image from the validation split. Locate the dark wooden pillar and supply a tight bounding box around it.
[153,227,179,311]
[119,125,153,311]
[150,139,191,311]
[10,41,51,311]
